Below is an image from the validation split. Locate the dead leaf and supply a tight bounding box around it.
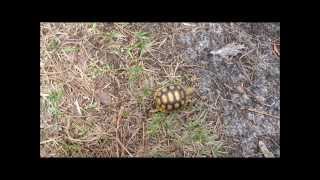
[73,99,82,116]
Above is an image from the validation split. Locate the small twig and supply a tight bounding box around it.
[239,48,256,61]
[223,83,234,91]
[67,136,100,142]
[115,138,133,157]
[148,51,165,64]
[114,118,119,157]
[203,102,219,111]
[247,108,280,119]
[161,66,169,77]
[157,37,168,49]
[214,93,221,107]
[272,42,280,57]
[179,64,203,68]
[65,115,100,118]
[171,34,175,51]
[40,93,49,97]
[236,61,251,82]
[143,122,145,152]
[163,75,181,78]
[110,74,121,90]
[111,117,119,157]
[126,126,141,147]
[40,136,62,145]
[212,77,223,91]
[40,68,70,75]
[259,141,275,158]
[115,106,124,157]
[102,83,111,90]
[173,61,180,77]
[143,67,158,73]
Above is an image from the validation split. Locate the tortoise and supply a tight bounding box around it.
[153,84,194,112]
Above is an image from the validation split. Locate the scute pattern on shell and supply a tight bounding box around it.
[154,84,187,112]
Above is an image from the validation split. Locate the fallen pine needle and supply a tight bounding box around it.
[40,136,62,145]
[67,136,99,142]
[247,108,280,119]
[115,138,133,157]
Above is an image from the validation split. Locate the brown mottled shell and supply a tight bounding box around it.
[154,84,187,112]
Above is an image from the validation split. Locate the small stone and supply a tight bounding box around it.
[255,95,265,103]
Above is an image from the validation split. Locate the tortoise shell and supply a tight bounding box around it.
[154,84,192,112]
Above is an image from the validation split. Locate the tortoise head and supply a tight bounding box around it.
[185,87,194,97]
